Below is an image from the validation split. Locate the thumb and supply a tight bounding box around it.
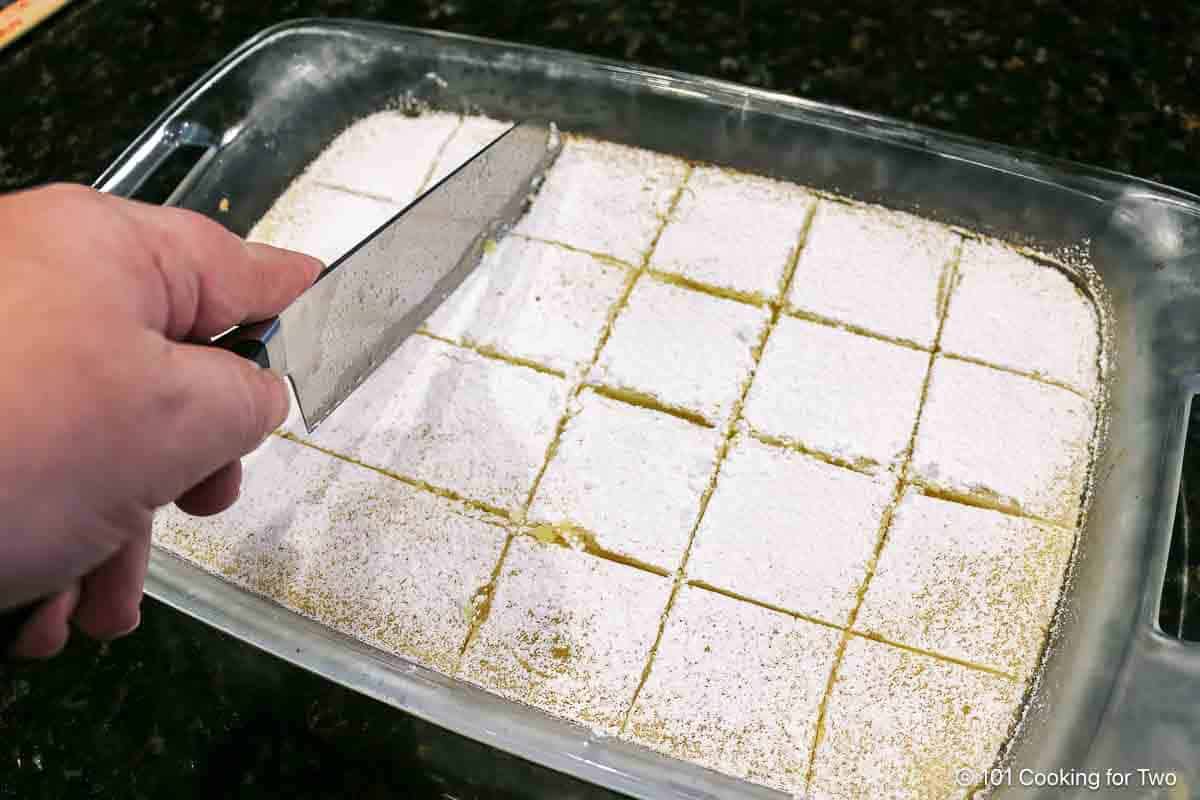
[152,340,290,505]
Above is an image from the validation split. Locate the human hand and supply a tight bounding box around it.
[0,184,321,659]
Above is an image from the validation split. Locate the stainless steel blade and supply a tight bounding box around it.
[275,121,560,431]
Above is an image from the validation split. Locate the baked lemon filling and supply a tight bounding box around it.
[155,110,1103,798]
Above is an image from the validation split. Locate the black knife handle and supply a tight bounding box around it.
[0,600,40,658]
[211,318,281,370]
[215,334,270,368]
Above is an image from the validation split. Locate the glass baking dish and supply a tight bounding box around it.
[94,19,1200,799]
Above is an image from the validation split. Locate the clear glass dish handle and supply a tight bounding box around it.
[1072,198,1200,799]
[94,118,216,198]
[1074,628,1200,796]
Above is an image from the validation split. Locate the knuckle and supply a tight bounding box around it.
[143,206,229,268]
[166,205,212,234]
[36,184,108,234]
[42,182,100,204]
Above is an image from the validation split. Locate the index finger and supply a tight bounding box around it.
[111,195,323,341]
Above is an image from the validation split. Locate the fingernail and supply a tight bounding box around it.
[115,607,141,638]
[266,370,291,430]
[302,255,324,285]
[101,605,141,642]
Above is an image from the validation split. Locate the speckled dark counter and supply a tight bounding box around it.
[2,2,1200,798]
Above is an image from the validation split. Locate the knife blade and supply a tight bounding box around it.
[1,120,561,656]
[214,119,562,431]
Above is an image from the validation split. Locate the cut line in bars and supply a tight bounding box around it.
[452,162,699,665]
[618,195,821,734]
[801,238,965,790]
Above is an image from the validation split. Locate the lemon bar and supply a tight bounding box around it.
[856,489,1074,679]
[459,536,671,735]
[305,110,460,202]
[301,336,568,512]
[593,276,769,424]
[154,435,506,674]
[651,165,815,299]
[809,637,1021,800]
[423,235,628,373]
[528,389,722,571]
[743,315,928,471]
[248,181,401,265]
[514,137,689,264]
[788,201,959,348]
[425,115,513,188]
[910,357,1094,524]
[940,239,1100,393]
[624,587,839,794]
[687,434,895,623]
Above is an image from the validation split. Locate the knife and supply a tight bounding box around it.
[2,120,562,655]
[218,119,560,430]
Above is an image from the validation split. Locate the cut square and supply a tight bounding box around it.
[303,336,568,512]
[651,166,815,300]
[459,536,671,734]
[248,182,401,265]
[809,637,1020,800]
[624,587,839,794]
[940,239,1101,394]
[305,110,461,202]
[856,489,1074,679]
[688,435,895,623]
[423,236,629,373]
[743,316,929,471]
[515,137,689,264]
[425,115,514,189]
[153,435,506,675]
[529,390,723,571]
[910,357,1095,524]
[592,277,769,424]
[787,201,959,347]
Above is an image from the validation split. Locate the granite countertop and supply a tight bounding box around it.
[2,2,1200,798]
[3,1,1200,194]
